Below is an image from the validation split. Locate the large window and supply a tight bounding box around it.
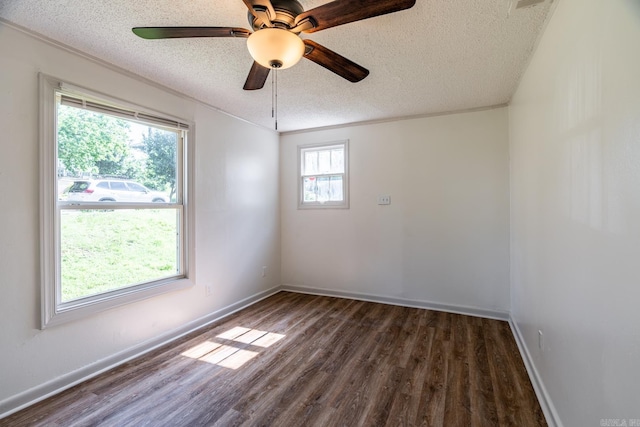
[40,75,193,327]
[298,141,349,209]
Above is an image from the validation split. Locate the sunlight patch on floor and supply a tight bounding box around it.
[181,340,222,359]
[181,327,285,369]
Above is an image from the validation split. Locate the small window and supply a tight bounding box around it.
[40,75,193,328]
[298,141,349,209]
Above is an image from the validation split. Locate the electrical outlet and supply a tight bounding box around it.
[377,195,391,205]
[205,285,213,296]
[262,266,267,277]
[538,330,544,350]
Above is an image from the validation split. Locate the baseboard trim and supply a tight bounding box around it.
[2,285,559,425]
[508,317,562,427]
[0,285,283,419]
[281,284,510,321]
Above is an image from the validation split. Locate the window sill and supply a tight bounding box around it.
[42,277,193,329]
[298,202,349,210]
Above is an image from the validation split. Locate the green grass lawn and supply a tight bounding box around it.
[60,209,179,302]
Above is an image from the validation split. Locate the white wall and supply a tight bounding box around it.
[0,23,280,412]
[280,108,510,314]
[509,0,640,424]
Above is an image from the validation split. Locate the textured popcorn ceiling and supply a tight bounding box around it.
[0,0,553,132]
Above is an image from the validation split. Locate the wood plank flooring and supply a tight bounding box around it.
[1,292,546,426]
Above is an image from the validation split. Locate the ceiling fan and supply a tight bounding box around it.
[132,0,416,90]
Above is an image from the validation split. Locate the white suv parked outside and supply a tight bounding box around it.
[66,179,168,203]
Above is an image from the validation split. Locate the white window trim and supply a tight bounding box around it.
[297,140,350,209]
[39,74,196,329]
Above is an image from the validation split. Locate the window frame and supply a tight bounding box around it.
[39,74,195,328]
[297,140,350,209]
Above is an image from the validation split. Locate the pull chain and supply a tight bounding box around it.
[271,65,282,130]
[270,66,279,131]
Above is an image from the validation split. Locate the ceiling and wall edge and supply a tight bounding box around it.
[0,18,277,135]
[1,8,556,137]
[287,0,560,136]
[279,103,510,135]
[505,0,561,106]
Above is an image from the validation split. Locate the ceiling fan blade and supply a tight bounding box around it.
[243,61,271,90]
[294,0,416,33]
[303,40,369,83]
[132,27,251,39]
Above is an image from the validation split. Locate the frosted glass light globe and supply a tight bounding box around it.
[247,28,304,69]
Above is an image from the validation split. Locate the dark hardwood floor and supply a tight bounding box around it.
[2,292,546,426]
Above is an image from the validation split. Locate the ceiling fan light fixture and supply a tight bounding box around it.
[247,28,304,69]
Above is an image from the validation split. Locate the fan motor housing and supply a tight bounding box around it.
[248,0,304,30]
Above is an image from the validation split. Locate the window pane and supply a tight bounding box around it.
[331,148,344,173]
[57,104,178,203]
[318,150,331,174]
[60,208,179,302]
[316,176,330,202]
[329,176,343,201]
[303,176,317,202]
[303,151,318,175]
